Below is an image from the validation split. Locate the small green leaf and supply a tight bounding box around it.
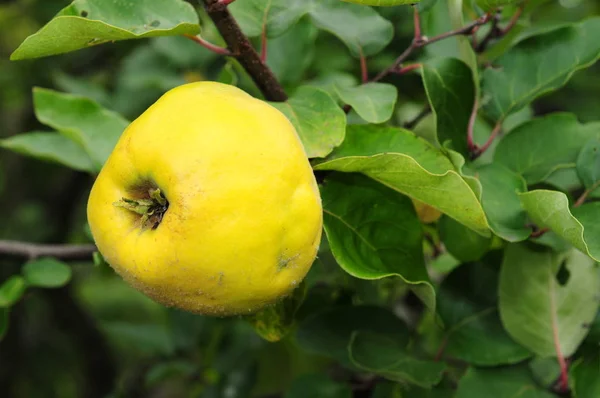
[577,138,600,190]
[310,0,394,57]
[529,357,561,389]
[229,0,310,38]
[476,163,531,242]
[437,262,532,366]
[11,0,200,60]
[349,331,446,388]
[456,366,556,398]
[33,88,129,169]
[314,125,491,236]
[482,18,600,121]
[245,282,306,342]
[271,86,346,158]
[284,374,351,398]
[22,258,73,288]
[520,190,600,261]
[341,0,420,6]
[499,244,600,357]
[439,215,491,262]
[321,173,435,311]
[0,132,95,173]
[296,305,408,367]
[570,349,600,398]
[336,83,397,124]
[494,113,600,185]
[422,58,475,156]
[0,276,27,307]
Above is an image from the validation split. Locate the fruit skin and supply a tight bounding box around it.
[87,82,323,316]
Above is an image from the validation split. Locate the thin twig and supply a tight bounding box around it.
[530,227,549,238]
[184,34,231,56]
[466,97,479,153]
[372,12,492,82]
[0,240,97,261]
[471,120,502,160]
[218,0,236,5]
[202,0,287,101]
[476,10,502,53]
[360,51,368,84]
[499,6,524,35]
[573,181,600,207]
[393,63,422,75]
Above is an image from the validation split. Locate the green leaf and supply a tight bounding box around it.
[335,83,397,124]
[570,349,600,398]
[22,258,72,288]
[422,58,475,155]
[482,18,600,121]
[11,0,200,60]
[33,88,129,169]
[577,139,600,190]
[267,19,318,86]
[456,366,556,398]
[313,125,491,236]
[476,163,531,242]
[494,113,600,185]
[520,190,600,262]
[475,0,521,10]
[245,282,306,342]
[0,308,8,340]
[529,357,561,388]
[321,173,435,311]
[437,262,532,366]
[229,0,310,38]
[439,216,491,262]
[0,131,95,173]
[341,0,420,6]
[296,305,408,367]
[0,276,27,307]
[310,0,394,57]
[284,374,351,398]
[499,244,600,357]
[349,332,446,388]
[271,86,346,158]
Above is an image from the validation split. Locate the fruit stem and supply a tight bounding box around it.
[114,188,169,230]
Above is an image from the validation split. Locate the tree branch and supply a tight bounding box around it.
[202,0,287,101]
[372,11,492,82]
[0,240,96,261]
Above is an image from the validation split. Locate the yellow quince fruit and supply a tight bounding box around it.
[87,82,323,316]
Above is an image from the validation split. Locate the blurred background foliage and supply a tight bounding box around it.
[0,0,600,397]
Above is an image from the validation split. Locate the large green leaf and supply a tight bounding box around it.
[321,173,434,310]
[229,0,310,38]
[336,83,397,124]
[310,0,394,57]
[11,0,200,60]
[22,258,73,288]
[33,88,129,170]
[520,190,600,261]
[476,163,531,242]
[296,305,408,367]
[570,349,600,398]
[437,262,531,366]
[482,18,600,121]
[456,366,556,398]
[271,86,346,158]
[0,132,95,173]
[314,125,491,236]
[499,244,600,357]
[422,58,475,155]
[349,332,446,388]
[494,113,600,185]
[0,276,27,308]
[285,374,351,398]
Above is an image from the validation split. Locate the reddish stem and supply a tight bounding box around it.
[530,227,549,238]
[500,6,524,35]
[550,277,570,393]
[360,51,368,83]
[413,5,422,41]
[218,0,236,5]
[471,120,502,160]
[260,25,268,63]
[394,63,422,75]
[466,97,479,153]
[184,34,231,56]
[573,181,600,207]
[434,337,448,362]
